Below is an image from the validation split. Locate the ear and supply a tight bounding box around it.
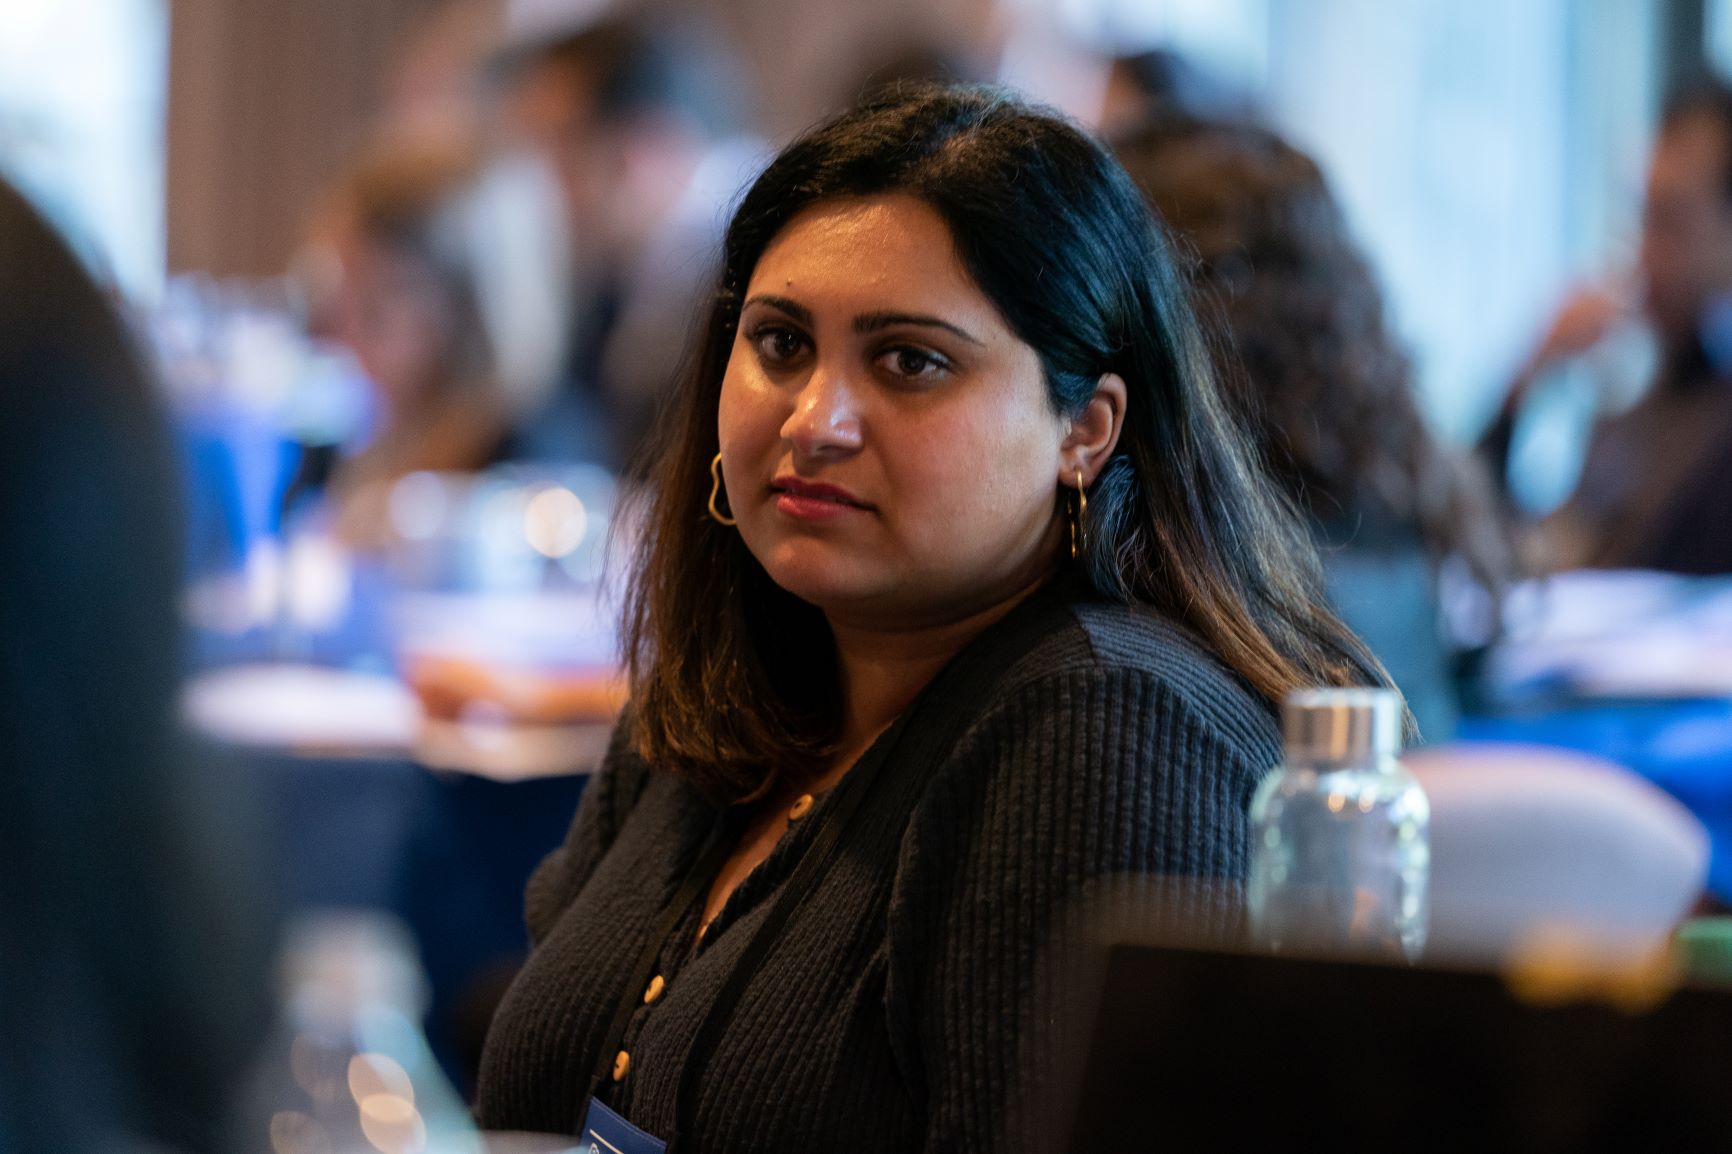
[1059,372,1127,487]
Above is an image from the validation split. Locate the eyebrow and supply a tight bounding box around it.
[745,294,813,327]
[855,310,984,346]
[743,294,985,347]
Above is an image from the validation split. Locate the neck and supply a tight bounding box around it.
[824,568,1056,759]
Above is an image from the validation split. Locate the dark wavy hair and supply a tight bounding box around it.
[623,84,1387,802]
[1116,116,1514,592]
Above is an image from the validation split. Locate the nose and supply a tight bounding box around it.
[780,358,863,462]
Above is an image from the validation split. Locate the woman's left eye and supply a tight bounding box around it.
[875,345,951,380]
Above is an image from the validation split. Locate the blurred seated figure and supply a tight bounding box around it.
[1118,118,1515,742]
[301,127,575,546]
[493,11,763,471]
[0,178,268,1151]
[1481,80,1732,575]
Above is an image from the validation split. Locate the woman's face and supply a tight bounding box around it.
[717,193,1073,628]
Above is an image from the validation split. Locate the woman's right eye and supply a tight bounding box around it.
[750,325,809,365]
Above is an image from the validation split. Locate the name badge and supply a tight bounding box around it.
[578,1096,669,1154]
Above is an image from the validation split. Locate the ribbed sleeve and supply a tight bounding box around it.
[523,725,651,947]
[887,669,1268,1152]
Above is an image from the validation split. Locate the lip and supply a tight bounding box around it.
[770,475,871,520]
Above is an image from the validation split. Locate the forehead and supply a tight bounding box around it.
[747,194,996,317]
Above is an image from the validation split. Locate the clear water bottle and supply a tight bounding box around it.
[231,910,484,1154]
[1248,688,1430,961]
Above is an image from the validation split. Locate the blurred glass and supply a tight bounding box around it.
[152,274,375,660]
[1506,271,1659,518]
[231,910,482,1154]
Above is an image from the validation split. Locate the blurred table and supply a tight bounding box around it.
[182,656,615,1090]
[184,661,617,780]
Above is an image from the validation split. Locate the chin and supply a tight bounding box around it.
[754,542,888,611]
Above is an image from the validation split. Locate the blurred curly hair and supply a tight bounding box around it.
[1117,116,1514,595]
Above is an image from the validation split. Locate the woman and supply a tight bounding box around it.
[476,84,1384,1151]
[301,129,579,544]
[1116,117,1515,740]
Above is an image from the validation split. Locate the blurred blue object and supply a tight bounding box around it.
[176,401,301,582]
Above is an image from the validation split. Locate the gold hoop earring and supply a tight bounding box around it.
[1069,468,1087,560]
[708,453,737,526]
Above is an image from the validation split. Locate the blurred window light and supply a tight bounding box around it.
[1710,0,1732,78]
[0,0,167,300]
[1043,0,1655,471]
[1057,0,1270,91]
[1265,0,1657,447]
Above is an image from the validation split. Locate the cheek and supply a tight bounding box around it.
[893,403,1061,546]
[717,349,783,467]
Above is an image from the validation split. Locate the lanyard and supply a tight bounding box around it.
[586,574,1081,1151]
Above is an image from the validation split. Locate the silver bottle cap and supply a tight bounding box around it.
[1281,687,1402,767]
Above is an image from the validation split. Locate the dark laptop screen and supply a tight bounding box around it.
[1067,944,1732,1153]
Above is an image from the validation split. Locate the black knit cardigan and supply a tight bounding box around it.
[474,577,1281,1150]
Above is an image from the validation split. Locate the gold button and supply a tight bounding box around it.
[788,794,815,821]
[644,975,665,1004]
[612,1050,631,1082]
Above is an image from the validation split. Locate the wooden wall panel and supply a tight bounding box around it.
[163,0,997,277]
[166,0,456,277]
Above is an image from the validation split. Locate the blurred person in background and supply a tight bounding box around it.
[0,177,268,1151]
[492,11,764,471]
[1095,48,1254,141]
[1482,78,1732,575]
[1119,117,1516,742]
[300,126,574,545]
